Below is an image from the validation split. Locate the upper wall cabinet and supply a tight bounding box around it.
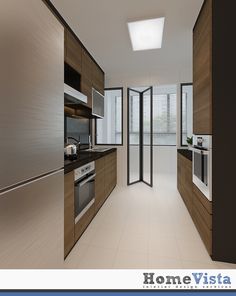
[65,29,82,73]
[92,60,105,95]
[193,0,212,135]
[81,49,93,107]
[64,28,105,105]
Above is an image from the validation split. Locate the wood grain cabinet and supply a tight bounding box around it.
[177,153,193,215]
[193,0,212,134]
[65,29,82,73]
[192,184,212,255]
[177,152,212,255]
[64,171,75,258]
[64,151,117,257]
[95,151,117,214]
[104,151,117,197]
[94,157,105,212]
[92,60,105,95]
[81,49,93,108]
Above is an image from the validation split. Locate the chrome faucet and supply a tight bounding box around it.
[88,135,93,150]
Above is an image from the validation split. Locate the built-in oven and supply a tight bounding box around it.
[74,161,96,223]
[192,135,212,201]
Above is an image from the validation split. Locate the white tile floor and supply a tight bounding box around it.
[64,174,236,269]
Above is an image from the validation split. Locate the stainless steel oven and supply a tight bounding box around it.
[74,161,96,223]
[193,135,212,201]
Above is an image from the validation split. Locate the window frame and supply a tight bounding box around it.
[95,87,124,146]
[180,83,193,147]
[129,91,177,146]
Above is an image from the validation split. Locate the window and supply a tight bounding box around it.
[181,83,193,146]
[95,88,123,145]
[129,85,177,146]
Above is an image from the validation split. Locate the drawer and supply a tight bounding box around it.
[193,184,212,214]
[192,205,212,255]
[193,188,212,229]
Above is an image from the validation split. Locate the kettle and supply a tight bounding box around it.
[64,144,77,159]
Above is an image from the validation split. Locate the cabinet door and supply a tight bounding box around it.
[0,171,64,268]
[95,157,105,212]
[64,171,75,258]
[104,152,117,198]
[65,29,82,73]
[81,49,93,108]
[193,0,212,134]
[192,184,212,255]
[92,61,105,95]
[177,154,193,215]
[111,151,117,189]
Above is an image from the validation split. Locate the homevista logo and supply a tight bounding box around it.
[143,272,231,286]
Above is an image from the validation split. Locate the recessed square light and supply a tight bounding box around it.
[127,17,165,51]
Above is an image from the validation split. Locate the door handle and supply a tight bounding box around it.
[79,173,96,187]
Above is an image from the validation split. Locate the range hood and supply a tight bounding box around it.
[64,83,87,105]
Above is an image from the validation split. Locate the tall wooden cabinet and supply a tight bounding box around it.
[193,0,236,263]
[193,0,212,135]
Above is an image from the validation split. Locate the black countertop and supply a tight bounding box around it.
[177,148,192,161]
[64,148,117,174]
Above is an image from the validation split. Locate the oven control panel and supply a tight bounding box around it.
[193,135,212,150]
[74,161,95,181]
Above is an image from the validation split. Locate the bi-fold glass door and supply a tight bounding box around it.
[127,87,153,187]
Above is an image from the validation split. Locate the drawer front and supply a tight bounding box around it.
[193,184,212,214]
[193,188,212,229]
[192,205,212,255]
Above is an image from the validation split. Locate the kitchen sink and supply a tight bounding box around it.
[85,147,111,153]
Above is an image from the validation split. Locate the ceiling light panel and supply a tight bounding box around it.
[128,17,165,51]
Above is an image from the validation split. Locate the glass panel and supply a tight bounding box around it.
[153,85,177,145]
[96,88,122,144]
[181,84,193,146]
[203,155,208,185]
[128,89,140,183]
[194,152,202,181]
[143,88,152,185]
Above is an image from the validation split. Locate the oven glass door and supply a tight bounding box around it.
[74,173,95,220]
[194,151,202,181]
[203,154,208,185]
[194,150,208,185]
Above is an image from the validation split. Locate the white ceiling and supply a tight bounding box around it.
[52,0,203,84]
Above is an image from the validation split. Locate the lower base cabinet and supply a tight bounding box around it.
[95,151,117,214]
[192,184,212,255]
[177,152,212,255]
[74,204,95,241]
[94,157,105,212]
[177,153,193,215]
[64,171,75,258]
[64,150,117,258]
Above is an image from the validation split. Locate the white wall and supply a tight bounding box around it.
[94,71,191,187]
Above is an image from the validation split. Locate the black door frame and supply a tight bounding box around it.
[127,87,153,187]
